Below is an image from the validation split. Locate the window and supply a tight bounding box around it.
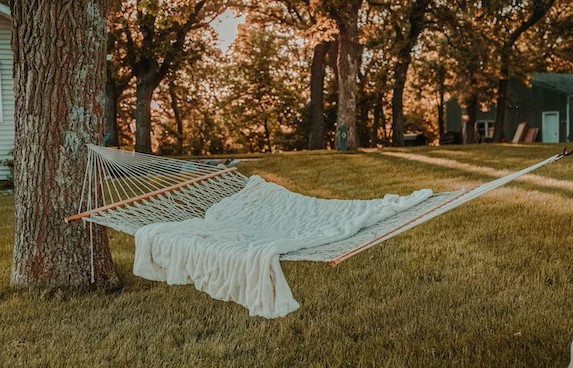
[476,120,495,141]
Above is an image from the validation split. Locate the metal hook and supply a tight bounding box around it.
[556,147,572,161]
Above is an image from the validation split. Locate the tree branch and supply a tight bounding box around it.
[156,0,208,82]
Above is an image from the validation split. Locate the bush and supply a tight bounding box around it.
[0,149,13,190]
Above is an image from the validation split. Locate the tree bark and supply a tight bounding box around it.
[463,95,478,144]
[391,61,408,146]
[308,41,330,150]
[168,80,185,155]
[372,91,385,146]
[357,92,370,147]
[437,64,446,139]
[492,58,509,142]
[391,0,431,146]
[105,83,121,147]
[10,0,119,288]
[333,0,362,150]
[134,67,158,153]
[263,114,272,153]
[104,33,130,149]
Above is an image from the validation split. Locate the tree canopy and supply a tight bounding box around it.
[101,0,573,151]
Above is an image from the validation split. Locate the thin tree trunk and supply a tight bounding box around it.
[105,52,129,149]
[391,0,431,147]
[464,95,477,144]
[10,0,119,288]
[168,80,185,155]
[372,92,383,147]
[380,101,388,142]
[263,115,272,153]
[308,42,330,150]
[358,94,370,147]
[334,0,362,150]
[392,62,408,146]
[437,64,446,139]
[105,83,121,147]
[493,53,509,142]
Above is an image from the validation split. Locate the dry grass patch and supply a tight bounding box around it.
[1,144,572,367]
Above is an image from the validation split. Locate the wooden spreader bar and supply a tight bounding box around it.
[64,167,238,223]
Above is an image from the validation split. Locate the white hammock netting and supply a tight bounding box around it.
[66,145,568,318]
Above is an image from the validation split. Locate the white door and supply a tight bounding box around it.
[542,112,559,143]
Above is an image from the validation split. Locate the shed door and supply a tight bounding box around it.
[542,112,559,143]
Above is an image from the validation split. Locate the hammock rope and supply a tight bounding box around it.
[327,152,565,265]
[66,145,249,232]
[66,145,569,282]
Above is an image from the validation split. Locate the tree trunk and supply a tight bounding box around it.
[372,92,384,147]
[334,0,362,150]
[464,95,478,144]
[10,0,119,288]
[437,64,446,139]
[134,77,156,153]
[308,42,330,150]
[390,0,431,147]
[357,94,370,147]
[105,83,121,147]
[104,57,129,148]
[168,80,185,155]
[392,61,408,146]
[493,53,509,142]
[263,115,272,153]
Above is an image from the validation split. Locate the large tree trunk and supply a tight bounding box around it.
[105,83,121,147]
[10,0,119,288]
[134,77,156,153]
[334,0,362,150]
[308,42,330,150]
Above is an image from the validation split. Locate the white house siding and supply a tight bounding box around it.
[0,15,13,181]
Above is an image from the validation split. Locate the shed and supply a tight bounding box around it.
[0,4,12,181]
[446,73,573,143]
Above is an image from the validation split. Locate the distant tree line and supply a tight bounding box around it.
[106,0,573,153]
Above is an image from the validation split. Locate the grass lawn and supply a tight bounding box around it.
[1,144,572,367]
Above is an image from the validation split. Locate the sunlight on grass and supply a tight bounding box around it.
[1,144,572,367]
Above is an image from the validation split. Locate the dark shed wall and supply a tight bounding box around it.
[446,98,462,133]
[446,76,571,142]
[531,83,568,142]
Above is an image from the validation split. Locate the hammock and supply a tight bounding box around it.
[65,145,570,318]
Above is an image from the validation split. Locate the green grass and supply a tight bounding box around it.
[1,144,573,367]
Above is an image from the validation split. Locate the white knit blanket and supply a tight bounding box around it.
[133,175,432,318]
